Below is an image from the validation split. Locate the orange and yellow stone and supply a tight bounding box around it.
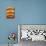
[6,7,15,18]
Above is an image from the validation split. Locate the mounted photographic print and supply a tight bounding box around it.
[18,24,46,41]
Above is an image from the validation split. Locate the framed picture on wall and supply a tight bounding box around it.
[18,24,46,41]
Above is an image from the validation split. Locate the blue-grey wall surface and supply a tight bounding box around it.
[0,0,46,44]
